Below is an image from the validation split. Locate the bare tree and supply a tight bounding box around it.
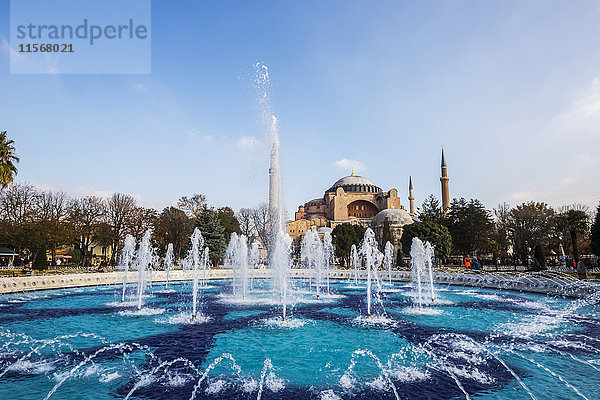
[105,193,136,265]
[251,203,269,250]
[127,206,158,242]
[177,194,207,220]
[0,182,37,223]
[154,206,193,259]
[35,190,72,265]
[237,208,255,240]
[69,196,105,268]
[493,202,511,254]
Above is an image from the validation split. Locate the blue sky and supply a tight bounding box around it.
[1,0,599,214]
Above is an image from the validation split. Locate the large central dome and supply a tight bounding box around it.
[327,174,382,193]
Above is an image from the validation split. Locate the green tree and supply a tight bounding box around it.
[507,202,555,262]
[419,194,445,224]
[0,132,19,189]
[533,244,546,271]
[154,206,193,259]
[492,203,511,254]
[217,207,241,242]
[445,198,493,256]
[401,220,452,258]
[68,196,105,268]
[177,194,207,220]
[332,223,366,267]
[196,207,226,265]
[558,208,589,265]
[591,202,600,257]
[105,193,136,265]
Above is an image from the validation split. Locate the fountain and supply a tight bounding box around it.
[323,231,334,295]
[257,61,292,321]
[227,233,250,299]
[163,243,174,291]
[2,63,600,400]
[135,230,155,311]
[360,228,383,316]
[249,239,260,290]
[189,228,204,321]
[410,237,436,308]
[120,235,136,303]
[301,230,325,298]
[351,244,359,286]
[384,241,394,288]
[202,246,210,287]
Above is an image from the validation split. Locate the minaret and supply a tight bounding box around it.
[408,175,415,217]
[440,147,450,213]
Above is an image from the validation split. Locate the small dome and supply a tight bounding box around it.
[317,227,332,234]
[327,175,382,193]
[371,208,413,228]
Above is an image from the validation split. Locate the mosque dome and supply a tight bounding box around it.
[327,174,382,194]
[371,208,413,229]
[317,227,333,235]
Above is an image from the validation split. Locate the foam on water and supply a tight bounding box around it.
[388,366,430,382]
[401,307,443,316]
[155,312,211,325]
[353,314,396,326]
[106,300,138,308]
[205,378,227,394]
[9,359,55,374]
[262,317,307,329]
[118,307,164,316]
[99,372,120,383]
[320,389,342,400]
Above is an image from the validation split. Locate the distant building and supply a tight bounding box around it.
[286,149,451,255]
[286,171,412,253]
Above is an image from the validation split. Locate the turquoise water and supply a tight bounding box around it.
[0,278,599,399]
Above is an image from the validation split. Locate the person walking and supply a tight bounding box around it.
[576,259,587,280]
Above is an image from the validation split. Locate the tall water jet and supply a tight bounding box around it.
[249,240,260,290]
[120,235,136,303]
[384,241,394,288]
[135,230,154,310]
[301,230,325,298]
[228,233,250,299]
[163,243,174,291]
[202,246,210,287]
[189,228,204,321]
[350,244,358,286]
[410,237,436,309]
[425,241,436,301]
[360,228,382,316]
[323,231,334,295]
[256,61,291,320]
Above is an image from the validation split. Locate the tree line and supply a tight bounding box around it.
[400,195,599,271]
[0,185,273,269]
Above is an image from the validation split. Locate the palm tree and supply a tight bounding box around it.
[558,208,589,269]
[0,131,19,188]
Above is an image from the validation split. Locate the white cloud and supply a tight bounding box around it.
[333,158,366,173]
[237,136,260,149]
[71,185,113,199]
[130,83,148,92]
[31,182,57,192]
[548,78,600,138]
[187,129,213,142]
[72,186,157,208]
[1,37,23,60]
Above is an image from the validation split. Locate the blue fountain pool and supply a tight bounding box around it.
[0,279,599,400]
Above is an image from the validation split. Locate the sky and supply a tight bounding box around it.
[1,0,599,215]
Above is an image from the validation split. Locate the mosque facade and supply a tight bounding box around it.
[285,148,450,255]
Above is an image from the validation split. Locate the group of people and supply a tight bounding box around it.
[463,256,482,271]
